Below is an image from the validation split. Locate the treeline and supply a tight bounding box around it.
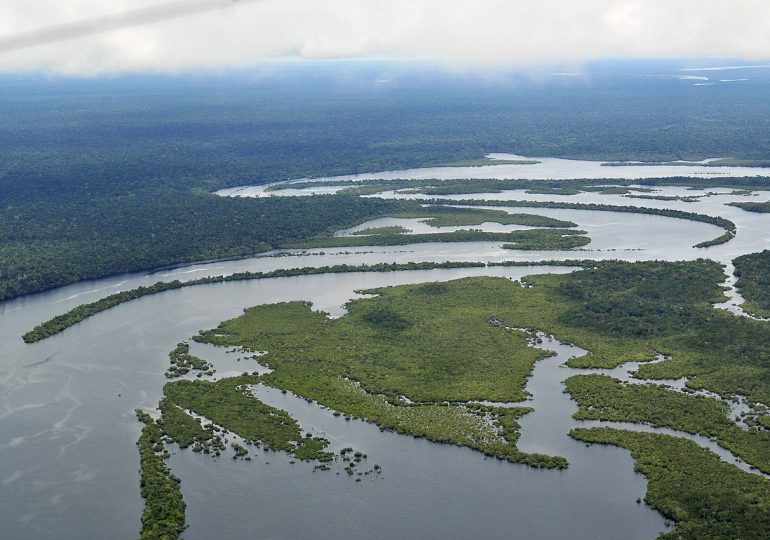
[0,194,405,301]
[272,176,770,196]
[2,71,768,303]
[22,261,486,343]
[733,250,770,317]
[729,201,770,213]
[281,228,588,250]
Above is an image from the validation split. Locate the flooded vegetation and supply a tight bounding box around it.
[5,154,770,539]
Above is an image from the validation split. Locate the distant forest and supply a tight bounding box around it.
[3,62,770,300]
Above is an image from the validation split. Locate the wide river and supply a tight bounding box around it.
[2,156,770,539]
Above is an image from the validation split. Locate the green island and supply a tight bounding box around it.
[21,259,595,344]
[422,198,736,248]
[566,374,770,473]
[190,280,568,468]
[135,259,770,538]
[734,250,770,317]
[384,205,578,228]
[268,176,770,197]
[163,376,334,462]
[729,200,770,213]
[351,226,411,235]
[441,158,541,167]
[571,428,770,539]
[282,228,589,250]
[135,410,186,540]
[624,194,698,203]
[21,261,487,343]
[165,342,214,378]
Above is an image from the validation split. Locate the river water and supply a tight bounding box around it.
[2,156,770,539]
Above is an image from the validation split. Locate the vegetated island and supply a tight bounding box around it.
[441,158,541,167]
[21,260,590,344]
[729,200,770,214]
[571,428,770,539]
[282,228,589,250]
[135,410,186,540]
[139,259,770,538]
[266,176,770,196]
[351,226,411,235]
[422,198,736,248]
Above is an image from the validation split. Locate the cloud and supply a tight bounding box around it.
[0,0,769,74]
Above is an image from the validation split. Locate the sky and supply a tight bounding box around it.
[0,0,769,75]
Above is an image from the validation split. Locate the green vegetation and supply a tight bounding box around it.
[282,229,589,250]
[729,201,770,213]
[193,278,568,467]
[387,206,577,228]
[157,398,222,451]
[351,226,410,235]
[196,284,546,403]
[693,231,736,248]
[625,194,698,202]
[734,250,770,317]
[570,428,770,539]
[566,375,770,473]
[273,176,770,197]
[164,376,334,462]
[4,68,770,303]
[442,158,541,167]
[21,261,486,343]
[165,343,213,378]
[1,194,407,302]
[184,260,770,406]
[424,198,736,248]
[135,410,185,540]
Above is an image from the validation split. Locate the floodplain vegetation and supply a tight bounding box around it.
[733,250,770,317]
[351,225,410,235]
[136,410,185,540]
[137,259,770,539]
[191,280,568,468]
[571,428,770,539]
[267,176,770,196]
[566,374,770,473]
[165,342,214,378]
[380,206,577,228]
[283,228,589,250]
[21,261,486,343]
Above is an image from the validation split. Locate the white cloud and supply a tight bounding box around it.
[0,0,769,74]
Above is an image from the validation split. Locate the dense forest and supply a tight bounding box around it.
[0,194,402,300]
[733,250,770,317]
[3,62,770,300]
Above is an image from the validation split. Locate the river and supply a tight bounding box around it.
[2,156,770,538]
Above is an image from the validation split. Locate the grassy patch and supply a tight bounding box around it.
[570,428,770,539]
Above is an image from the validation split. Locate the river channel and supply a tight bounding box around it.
[3,156,770,538]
